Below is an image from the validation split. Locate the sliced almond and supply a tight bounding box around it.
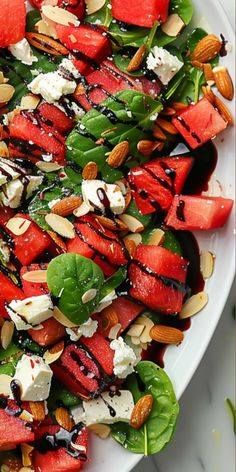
[22,270,47,283]
[18,468,35,472]
[1,320,14,349]
[73,201,91,217]
[106,141,130,168]
[148,228,165,246]
[130,394,153,430]
[137,139,163,156]
[161,13,185,37]
[0,141,9,158]
[35,18,58,39]
[41,5,79,26]
[0,84,15,104]
[179,291,209,319]
[153,124,167,140]
[45,213,75,239]
[53,306,78,328]
[127,44,146,73]
[51,196,82,217]
[140,341,148,350]
[123,233,142,246]
[82,161,98,180]
[200,251,215,279]
[43,340,65,365]
[131,336,141,346]
[6,217,31,236]
[124,238,136,258]
[108,322,122,340]
[19,410,34,423]
[47,230,67,252]
[36,161,63,172]
[21,444,34,467]
[150,324,184,344]
[119,214,144,233]
[55,407,74,431]
[88,423,111,439]
[95,215,128,232]
[127,324,145,337]
[136,315,154,344]
[29,401,45,422]
[20,94,40,110]
[0,374,12,396]
[82,288,97,304]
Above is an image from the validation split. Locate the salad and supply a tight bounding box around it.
[0,0,234,470]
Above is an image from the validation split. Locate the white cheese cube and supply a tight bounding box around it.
[29,71,77,104]
[82,390,134,425]
[1,179,24,208]
[26,175,43,198]
[82,180,125,215]
[110,337,138,379]
[9,38,38,66]
[12,354,53,401]
[147,46,183,85]
[0,160,21,185]
[7,295,53,330]
[71,405,86,424]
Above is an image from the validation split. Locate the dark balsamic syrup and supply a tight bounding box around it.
[34,424,87,460]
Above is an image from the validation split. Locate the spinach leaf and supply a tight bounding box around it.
[141,227,182,255]
[170,0,193,25]
[125,200,153,229]
[85,0,112,28]
[100,267,127,299]
[26,9,42,32]
[0,342,21,362]
[48,379,81,411]
[226,398,236,435]
[47,253,104,324]
[111,361,179,454]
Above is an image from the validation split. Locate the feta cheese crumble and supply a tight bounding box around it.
[147,46,183,85]
[66,317,98,341]
[6,295,53,330]
[82,180,125,215]
[110,337,137,379]
[12,354,53,401]
[28,70,77,104]
[82,390,134,425]
[9,38,38,66]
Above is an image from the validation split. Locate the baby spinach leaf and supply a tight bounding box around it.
[47,253,104,324]
[100,267,127,299]
[125,200,153,229]
[170,0,193,25]
[48,379,81,411]
[141,227,182,255]
[111,361,179,454]
[26,9,42,32]
[0,342,21,362]
[85,0,112,28]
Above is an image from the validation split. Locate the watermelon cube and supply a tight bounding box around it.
[0,401,34,451]
[111,0,170,28]
[0,0,26,48]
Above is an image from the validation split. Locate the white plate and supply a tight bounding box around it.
[85,0,235,470]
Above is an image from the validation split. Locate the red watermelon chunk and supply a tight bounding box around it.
[0,272,25,319]
[56,23,111,75]
[111,0,170,27]
[0,401,34,450]
[0,206,15,226]
[33,424,88,472]
[67,214,129,276]
[37,103,74,135]
[52,333,114,399]
[128,156,193,215]
[129,245,188,314]
[28,317,66,347]
[57,0,86,19]
[21,263,49,297]
[0,0,26,48]
[172,98,227,149]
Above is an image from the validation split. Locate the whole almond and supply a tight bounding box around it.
[127,44,146,73]
[191,34,221,63]
[171,101,188,112]
[150,325,184,344]
[214,96,234,126]
[160,106,176,116]
[202,85,215,105]
[95,214,128,231]
[29,401,45,422]
[152,125,167,140]
[213,66,234,100]
[203,63,215,85]
[55,407,74,431]
[82,161,98,180]
[26,32,69,56]
[51,196,82,217]
[130,394,153,430]
[107,141,129,168]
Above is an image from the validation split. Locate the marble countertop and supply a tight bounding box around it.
[133,2,235,471]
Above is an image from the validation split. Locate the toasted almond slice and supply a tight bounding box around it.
[0,141,9,157]
[95,215,128,232]
[35,18,58,39]
[47,230,67,252]
[53,306,78,328]
[29,401,45,422]
[45,213,75,239]
[127,324,145,337]
[179,291,208,319]
[108,323,122,340]
[131,336,141,346]
[85,0,105,14]
[88,423,111,439]
[0,71,5,84]
[155,118,178,134]
[137,315,154,343]
[127,44,146,73]
[119,214,144,233]
[19,410,34,423]
[130,394,153,430]
[140,341,148,350]
[22,270,47,283]
[123,233,142,246]
[150,324,184,344]
[124,238,136,258]
[55,406,74,431]
[21,444,34,467]
[44,340,65,364]
[161,13,185,37]
[0,84,15,104]
[6,217,31,236]
[200,251,215,279]
[82,288,97,304]
[51,196,82,217]
[18,468,35,472]
[148,228,165,246]
[36,161,63,172]
[1,320,14,349]
[73,201,91,217]
[42,5,79,26]
[0,374,12,396]
[20,94,41,110]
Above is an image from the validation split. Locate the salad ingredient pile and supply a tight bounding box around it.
[0,0,234,470]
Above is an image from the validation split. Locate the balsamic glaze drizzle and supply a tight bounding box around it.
[131,259,188,294]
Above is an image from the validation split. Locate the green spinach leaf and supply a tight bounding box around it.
[100,267,127,299]
[26,9,42,32]
[47,253,104,324]
[85,0,112,28]
[111,361,179,454]
[125,200,153,229]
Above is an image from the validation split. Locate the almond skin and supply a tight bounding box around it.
[127,44,146,72]
[150,325,184,344]
[155,118,178,135]
[26,32,69,56]
[124,238,136,258]
[95,215,128,232]
[213,66,234,100]
[29,401,45,422]
[214,96,234,126]
[202,85,215,105]
[55,407,74,432]
[82,161,98,180]
[51,196,82,217]
[137,140,163,156]
[130,394,153,430]
[203,63,215,84]
[99,306,119,335]
[47,230,67,252]
[191,34,221,63]
[106,141,129,168]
